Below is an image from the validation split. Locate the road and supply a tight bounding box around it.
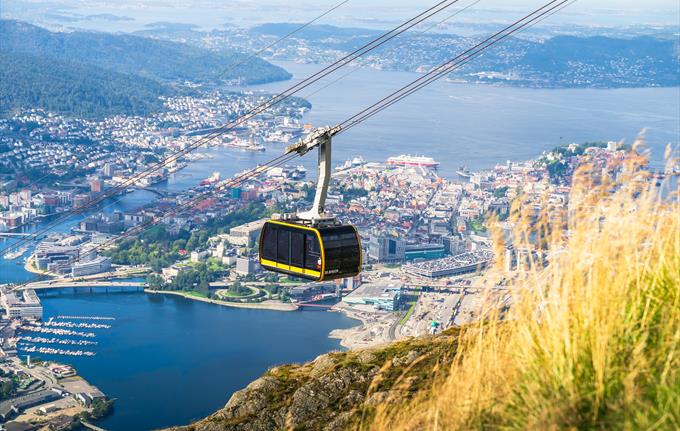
[19,281,145,290]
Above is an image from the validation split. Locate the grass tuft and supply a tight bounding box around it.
[367,151,680,430]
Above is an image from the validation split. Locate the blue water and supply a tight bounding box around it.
[132,62,680,192]
[247,61,680,177]
[26,292,356,431]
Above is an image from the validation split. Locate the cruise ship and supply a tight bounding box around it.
[200,171,221,186]
[224,138,265,152]
[386,154,440,168]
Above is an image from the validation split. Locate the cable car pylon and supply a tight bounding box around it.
[259,126,362,281]
[281,125,341,224]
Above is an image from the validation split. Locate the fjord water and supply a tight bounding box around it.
[247,61,680,176]
[35,292,357,431]
[2,63,678,430]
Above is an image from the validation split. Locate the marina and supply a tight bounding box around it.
[19,335,98,346]
[43,318,111,329]
[20,345,96,357]
[21,325,96,338]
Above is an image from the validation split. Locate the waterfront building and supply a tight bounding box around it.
[162,264,189,281]
[90,178,103,193]
[1,288,43,320]
[33,245,80,271]
[0,389,60,421]
[71,256,112,277]
[49,364,76,378]
[342,282,401,311]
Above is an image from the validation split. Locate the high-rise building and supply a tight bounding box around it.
[90,178,103,193]
[368,234,405,262]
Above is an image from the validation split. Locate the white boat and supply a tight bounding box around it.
[3,245,29,260]
[387,154,440,168]
[225,138,266,152]
[264,130,295,144]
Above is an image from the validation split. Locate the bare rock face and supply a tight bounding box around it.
[167,330,459,431]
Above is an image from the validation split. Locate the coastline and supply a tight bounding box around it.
[328,309,366,349]
[24,260,56,277]
[144,289,299,311]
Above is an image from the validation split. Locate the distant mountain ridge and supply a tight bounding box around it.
[250,23,680,88]
[0,20,291,85]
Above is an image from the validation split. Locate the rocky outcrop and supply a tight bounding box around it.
[167,330,460,431]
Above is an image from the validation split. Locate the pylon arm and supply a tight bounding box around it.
[283,125,341,224]
[285,125,341,156]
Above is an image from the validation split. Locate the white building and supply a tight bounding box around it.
[71,256,112,277]
[1,288,43,320]
[227,219,267,247]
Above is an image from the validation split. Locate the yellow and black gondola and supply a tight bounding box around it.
[259,220,361,281]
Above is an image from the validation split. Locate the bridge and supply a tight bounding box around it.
[0,232,32,238]
[81,420,108,431]
[19,281,146,290]
[139,187,170,197]
[54,181,89,190]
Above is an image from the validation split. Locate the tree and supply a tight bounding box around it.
[146,274,165,290]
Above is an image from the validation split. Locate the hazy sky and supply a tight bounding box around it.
[3,0,679,30]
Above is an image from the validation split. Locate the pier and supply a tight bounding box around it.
[81,421,108,431]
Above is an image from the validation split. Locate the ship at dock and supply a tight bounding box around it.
[3,245,30,261]
[224,137,265,152]
[387,154,440,168]
[456,165,472,179]
[200,171,221,186]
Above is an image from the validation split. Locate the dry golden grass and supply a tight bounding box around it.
[366,148,679,430]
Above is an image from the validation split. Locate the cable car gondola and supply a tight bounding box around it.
[258,126,362,281]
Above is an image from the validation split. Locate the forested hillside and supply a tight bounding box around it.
[0,51,171,119]
[1,20,291,85]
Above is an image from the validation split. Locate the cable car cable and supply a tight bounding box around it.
[303,0,483,100]
[0,0,463,254]
[87,0,573,255]
[88,0,573,261]
[9,0,574,288]
[338,0,572,133]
